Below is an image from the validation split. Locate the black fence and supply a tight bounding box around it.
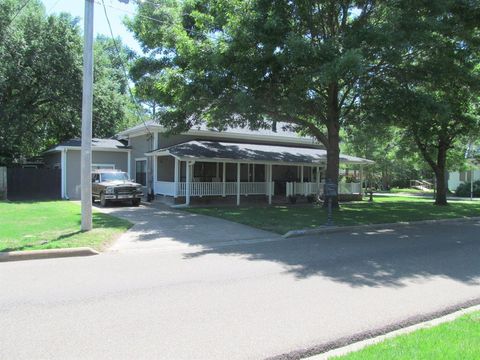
[7,168,61,200]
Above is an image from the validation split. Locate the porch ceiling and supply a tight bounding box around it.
[146,140,374,165]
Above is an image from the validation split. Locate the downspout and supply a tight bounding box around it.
[61,149,69,200]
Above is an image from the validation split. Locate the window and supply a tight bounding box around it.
[136,159,147,186]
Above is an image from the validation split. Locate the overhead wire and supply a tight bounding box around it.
[100,0,153,138]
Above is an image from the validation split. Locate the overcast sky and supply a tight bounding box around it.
[41,0,143,53]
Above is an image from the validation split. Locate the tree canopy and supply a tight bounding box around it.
[0,0,138,164]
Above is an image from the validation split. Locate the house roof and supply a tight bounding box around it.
[44,138,129,153]
[117,121,319,146]
[147,140,373,165]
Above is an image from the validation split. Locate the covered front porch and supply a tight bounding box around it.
[147,141,372,206]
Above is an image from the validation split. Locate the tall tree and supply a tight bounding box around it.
[128,0,395,205]
[0,0,137,164]
[364,0,480,205]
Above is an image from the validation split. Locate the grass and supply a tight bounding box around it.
[335,311,480,359]
[0,201,132,252]
[186,196,480,234]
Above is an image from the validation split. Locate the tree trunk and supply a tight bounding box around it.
[434,143,448,206]
[323,83,341,208]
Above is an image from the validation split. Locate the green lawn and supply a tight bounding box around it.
[186,196,480,234]
[0,201,132,252]
[335,311,480,359]
[389,188,434,195]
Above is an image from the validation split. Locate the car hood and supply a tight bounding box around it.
[99,180,142,187]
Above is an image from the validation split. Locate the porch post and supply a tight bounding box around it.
[222,162,226,197]
[359,164,364,196]
[252,164,256,182]
[153,155,158,194]
[186,161,191,205]
[268,164,273,205]
[301,165,304,183]
[216,162,219,179]
[236,162,241,206]
[316,166,320,192]
[174,158,179,198]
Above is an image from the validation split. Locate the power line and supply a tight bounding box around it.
[93,0,175,27]
[46,0,63,14]
[4,0,33,30]
[100,0,153,137]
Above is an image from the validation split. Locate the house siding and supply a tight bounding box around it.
[448,170,480,192]
[129,134,153,190]
[66,150,128,199]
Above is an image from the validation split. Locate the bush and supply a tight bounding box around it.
[455,180,480,197]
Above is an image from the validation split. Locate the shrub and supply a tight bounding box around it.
[455,180,480,197]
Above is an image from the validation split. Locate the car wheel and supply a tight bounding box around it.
[100,192,108,207]
[132,198,141,207]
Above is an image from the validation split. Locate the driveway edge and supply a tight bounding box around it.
[0,247,99,262]
[305,303,480,360]
[282,216,480,238]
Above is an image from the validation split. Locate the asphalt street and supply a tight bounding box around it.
[1,220,480,359]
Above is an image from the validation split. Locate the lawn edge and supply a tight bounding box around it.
[282,216,480,238]
[0,247,99,262]
[267,299,480,360]
[304,303,480,360]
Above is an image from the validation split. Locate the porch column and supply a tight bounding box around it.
[222,162,226,197]
[153,155,158,194]
[301,165,304,183]
[216,162,219,180]
[316,166,320,192]
[359,165,364,196]
[252,164,256,182]
[186,161,191,205]
[236,162,241,206]
[268,164,273,205]
[174,158,179,198]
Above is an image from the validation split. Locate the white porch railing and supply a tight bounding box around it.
[286,181,361,197]
[155,181,274,197]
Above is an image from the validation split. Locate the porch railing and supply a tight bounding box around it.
[155,181,274,197]
[286,181,361,197]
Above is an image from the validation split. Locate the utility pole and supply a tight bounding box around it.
[81,0,94,231]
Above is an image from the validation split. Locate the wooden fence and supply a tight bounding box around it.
[6,168,61,200]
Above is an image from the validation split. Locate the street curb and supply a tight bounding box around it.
[282,216,480,238]
[304,304,480,359]
[0,247,99,262]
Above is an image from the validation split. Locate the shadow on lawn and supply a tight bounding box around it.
[1,230,83,252]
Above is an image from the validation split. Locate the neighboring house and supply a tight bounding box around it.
[448,170,480,192]
[43,122,373,203]
[448,147,480,192]
[43,139,130,199]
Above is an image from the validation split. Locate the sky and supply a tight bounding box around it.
[41,0,143,53]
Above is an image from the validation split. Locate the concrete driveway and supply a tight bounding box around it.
[99,202,279,252]
[1,219,480,359]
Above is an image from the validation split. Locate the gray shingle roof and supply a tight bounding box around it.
[118,120,314,142]
[151,141,373,165]
[46,138,129,152]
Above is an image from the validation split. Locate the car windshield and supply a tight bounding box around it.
[101,172,129,182]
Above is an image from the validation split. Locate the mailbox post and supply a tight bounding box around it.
[324,179,337,226]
